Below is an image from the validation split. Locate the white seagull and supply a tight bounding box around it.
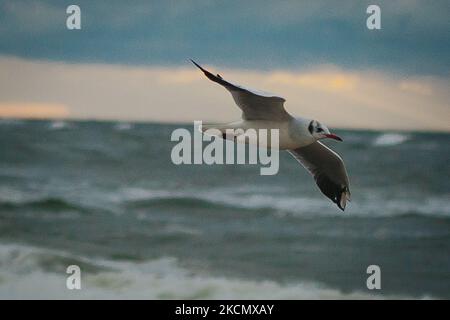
[191,60,351,210]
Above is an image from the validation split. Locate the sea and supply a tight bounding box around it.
[0,119,449,299]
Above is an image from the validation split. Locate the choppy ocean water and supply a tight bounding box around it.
[0,119,449,299]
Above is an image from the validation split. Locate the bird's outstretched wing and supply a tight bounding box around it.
[191,60,291,121]
[288,142,351,210]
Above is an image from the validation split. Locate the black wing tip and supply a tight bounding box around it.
[190,59,205,71]
[189,59,234,89]
[189,59,217,80]
[189,59,210,77]
[315,174,349,211]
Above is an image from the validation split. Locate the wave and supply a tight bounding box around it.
[373,133,409,146]
[48,121,70,130]
[0,119,24,125]
[118,187,450,219]
[120,187,329,215]
[129,196,238,211]
[0,243,416,299]
[114,122,133,131]
[0,197,88,214]
[2,187,448,219]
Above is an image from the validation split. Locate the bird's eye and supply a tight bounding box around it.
[317,128,323,132]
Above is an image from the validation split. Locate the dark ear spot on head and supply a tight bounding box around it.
[308,120,314,134]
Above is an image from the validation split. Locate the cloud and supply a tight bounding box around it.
[0,102,69,119]
[399,80,433,96]
[158,69,203,84]
[0,1,63,34]
[0,56,448,131]
[266,70,359,92]
[0,1,448,75]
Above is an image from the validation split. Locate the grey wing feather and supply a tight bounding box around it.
[288,142,351,210]
[190,60,291,121]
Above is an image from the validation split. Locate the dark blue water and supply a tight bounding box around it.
[0,119,449,299]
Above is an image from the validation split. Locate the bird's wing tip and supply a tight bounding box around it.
[189,59,204,71]
[337,189,350,211]
[189,60,224,85]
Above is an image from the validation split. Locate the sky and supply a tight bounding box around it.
[0,0,449,131]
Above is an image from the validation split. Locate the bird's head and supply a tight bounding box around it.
[308,120,343,142]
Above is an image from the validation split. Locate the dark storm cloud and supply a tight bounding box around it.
[0,0,449,75]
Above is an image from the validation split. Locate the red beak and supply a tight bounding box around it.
[325,133,343,142]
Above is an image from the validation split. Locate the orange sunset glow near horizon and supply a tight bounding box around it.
[0,56,448,132]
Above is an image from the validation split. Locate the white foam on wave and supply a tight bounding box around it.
[114,122,133,131]
[350,195,450,218]
[373,133,409,146]
[0,243,410,300]
[48,121,70,130]
[0,185,29,203]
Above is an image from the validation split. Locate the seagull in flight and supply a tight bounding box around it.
[191,60,351,210]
